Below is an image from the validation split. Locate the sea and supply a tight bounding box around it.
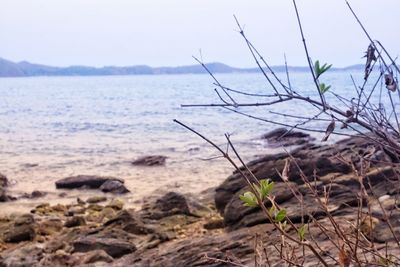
[0,71,388,212]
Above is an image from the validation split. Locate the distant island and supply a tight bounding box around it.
[0,57,364,78]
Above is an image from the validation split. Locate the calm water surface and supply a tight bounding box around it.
[0,71,385,212]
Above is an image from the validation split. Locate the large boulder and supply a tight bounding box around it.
[215,132,399,230]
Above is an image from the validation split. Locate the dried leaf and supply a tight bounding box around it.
[338,245,350,267]
[321,119,335,142]
[281,159,290,182]
[341,110,355,129]
[364,43,377,80]
[385,72,397,92]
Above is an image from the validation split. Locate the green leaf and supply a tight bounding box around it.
[275,209,287,222]
[297,224,307,241]
[314,60,320,77]
[314,60,332,79]
[268,205,276,216]
[239,192,258,207]
[319,83,331,94]
[258,179,274,200]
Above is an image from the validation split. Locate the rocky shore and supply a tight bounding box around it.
[0,129,399,266]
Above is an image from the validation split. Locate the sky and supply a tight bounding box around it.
[1,0,399,68]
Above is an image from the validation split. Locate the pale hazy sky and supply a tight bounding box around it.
[1,0,399,68]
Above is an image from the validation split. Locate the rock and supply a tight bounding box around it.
[261,127,315,147]
[203,217,225,230]
[77,197,86,205]
[0,173,8,188]
[100,180,130,194]
[2,214,36,243]
[0,173,9,202]
[100,207,117,221]
[37,217,63,235]
[82,249,114,264]
[132,155,167,166]
[55,175,124,190]
[39,250,82,266]
[105,210,154,235]
[14,214,34,226]
[141,192,211,220]
[31,203,52,215]
[111,224,273,267]
[31,190,47,198]
[88,203,104,212]
[107,199,124,210]
[0,244,43,266]
[87,196,108,203]
[20,190,47,199]
[65,206,86,216]
[3,224,35,243]
[214,133,400,230]
[64,216,86,228]
[72,236,136,258]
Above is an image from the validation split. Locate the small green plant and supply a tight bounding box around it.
[314,60,332,94]
[378,255,394,266]
[254,179,274,200]
[297,224,307,241]
[314,60,332,79]
[319,83,331,94]
[240,179,275,207]
[239,191,258,207]
[275,209,287,222]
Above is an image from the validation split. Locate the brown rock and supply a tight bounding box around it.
[64,216,86,228]
[82,249,114,263]
[3,224,35,243]
[87,196,107,203]
[72,236,136,258]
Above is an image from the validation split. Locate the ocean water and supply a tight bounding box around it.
[0,71,389,212]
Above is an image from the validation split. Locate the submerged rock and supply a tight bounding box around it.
[131,155,167,166]
[55,175,128,193]
[261,127,315,147]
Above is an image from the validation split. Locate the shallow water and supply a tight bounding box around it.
[0,71,391,213]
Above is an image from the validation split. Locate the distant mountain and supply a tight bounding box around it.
[0,57,364,78]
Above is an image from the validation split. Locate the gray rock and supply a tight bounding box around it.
[55,175,124,190]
